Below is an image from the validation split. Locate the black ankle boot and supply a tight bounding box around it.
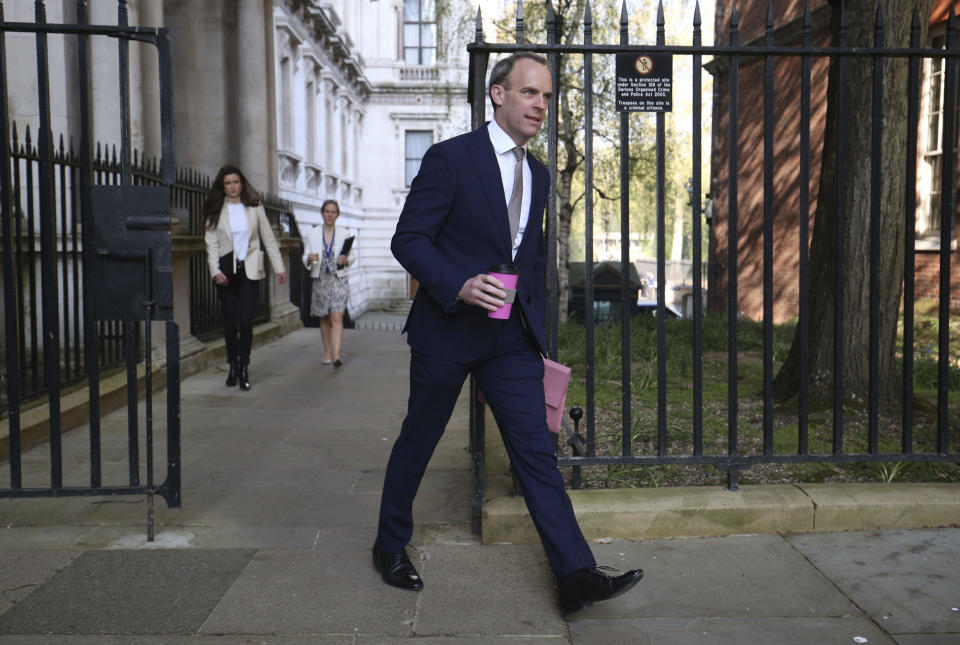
[225,360,238,387]
[239,362,251,391]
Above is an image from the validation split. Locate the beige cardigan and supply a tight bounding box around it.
[204,202,285,280]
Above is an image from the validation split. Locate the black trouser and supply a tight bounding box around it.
[217,261,259,364]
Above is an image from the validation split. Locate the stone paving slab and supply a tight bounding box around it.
[894,636,960,645]
[569,616,896,645]
[200,548,417,636]
[0,550,78,614]
[412,544,564,637]
[0,549,255,635]
[358,638,566,644]
[0,637,354,644]
[570,535,857,620]
[786,528,960,636]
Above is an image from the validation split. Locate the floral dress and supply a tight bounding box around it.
[310,231,349,316]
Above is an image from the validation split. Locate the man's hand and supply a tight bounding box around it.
[458,274,506,311]
[214,272,228,286]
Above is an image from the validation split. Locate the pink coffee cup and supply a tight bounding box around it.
[487,264,519,320]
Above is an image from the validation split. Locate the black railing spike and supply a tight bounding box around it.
[35,1,46,23]
[111,143,118,164]
[839,1,848,44]
[767,1,774,33]
[11,119,17,144]
[0,2,5,21]
[620,0,628,41]
[804,0,812,32]
[474,7,482,42]
[694,1,701,28]
[118,0,128,24]
[948,0,957,37]
[516,0,524,44]
[875,1,883,35]
[24,123,31,145]
[58,133,64,153]
[546,0,555,42]
[584,0,592,31]
[731,1,739,30]
[658,0,665,28]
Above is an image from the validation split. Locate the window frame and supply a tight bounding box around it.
[402,0,437,66]
[917,28,959,251]
[404,129,433,187]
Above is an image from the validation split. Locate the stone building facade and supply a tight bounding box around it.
[5,0,496,319]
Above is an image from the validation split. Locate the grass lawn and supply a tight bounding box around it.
[556,310,960,489]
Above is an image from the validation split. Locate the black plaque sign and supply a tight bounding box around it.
[615,52,673,113]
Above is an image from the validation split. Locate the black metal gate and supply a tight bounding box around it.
[467,0,959,527]
[0,1,180,537]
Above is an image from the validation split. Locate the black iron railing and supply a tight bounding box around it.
[466,0,958,529]
[1,127,297,408]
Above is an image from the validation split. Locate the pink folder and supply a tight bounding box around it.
[476,358,571,434]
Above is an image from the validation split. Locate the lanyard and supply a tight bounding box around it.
[322,228,335,273]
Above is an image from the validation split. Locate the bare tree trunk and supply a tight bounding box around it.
[774,0,932,406]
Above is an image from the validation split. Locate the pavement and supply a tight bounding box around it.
[0,323,958,644]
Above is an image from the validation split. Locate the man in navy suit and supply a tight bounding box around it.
[373,52,643,614]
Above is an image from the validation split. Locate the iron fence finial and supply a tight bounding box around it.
[909,5,920,46]
[620,1,628,45]
[730,1,739,44]
[839,1,848,45]
[657,1,665,44]
[474,7,483,42]
[516,0,524,44]
[694,1,701,28]
[546,0,555,44]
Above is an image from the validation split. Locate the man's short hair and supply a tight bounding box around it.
[488,52,550,109]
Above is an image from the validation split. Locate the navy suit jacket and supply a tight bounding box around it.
[392,125,548,363]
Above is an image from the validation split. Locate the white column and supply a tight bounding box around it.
[137,0,163,160]
[339,96,349,177]
[236,0,271,191]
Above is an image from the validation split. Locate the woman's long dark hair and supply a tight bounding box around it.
[203,165,263,230]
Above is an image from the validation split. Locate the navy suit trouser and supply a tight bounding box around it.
[376,309,596,578]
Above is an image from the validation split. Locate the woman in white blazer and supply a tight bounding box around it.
[204,165,286,390]
[302,199,352,367]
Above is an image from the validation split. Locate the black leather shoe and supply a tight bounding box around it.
[557,566,644,615]
[372,542,423,591]
[225,361,238,387]
[239,363,251,391]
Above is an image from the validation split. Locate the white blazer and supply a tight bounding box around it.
[302,224,353,279]
[205,202,285,280]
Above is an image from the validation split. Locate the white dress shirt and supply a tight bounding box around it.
[227,202,249,261]
[487,119,531,259]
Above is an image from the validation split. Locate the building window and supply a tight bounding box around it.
[405,130,432,186]
[917,31,958,247]
[403,0,436,66]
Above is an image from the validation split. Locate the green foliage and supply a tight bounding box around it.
[556,311,960,488]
